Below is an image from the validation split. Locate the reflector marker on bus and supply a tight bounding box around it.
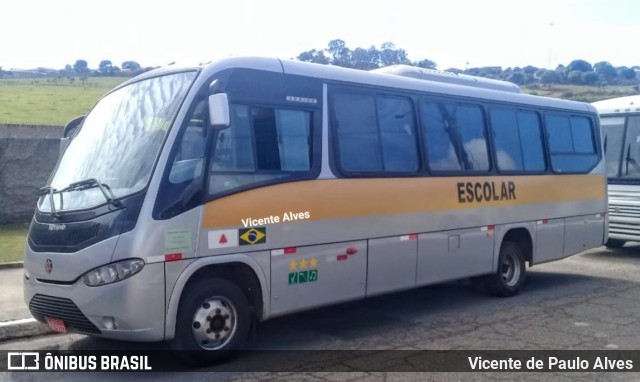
[146,253,183,263]
[146,255,164,264]
[400,234,418,241]
[165,253,183,262]
[271,247,297,256]
[480,225,495,232]
[536,220,549,225]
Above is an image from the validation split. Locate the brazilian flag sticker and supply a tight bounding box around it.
[238,227,267,245]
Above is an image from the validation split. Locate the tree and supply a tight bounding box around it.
[566,59,592,73]
[567,70,583,84]
[507,72,525,85]
[379,42,410,67]
[349,47,379,70]
[122,61,141,72]
[297,49,330,65]
[581,71,599,85]
[593,61,617,82]
[98,60,114,75]
[554,64,567,83]
[325,39,351,67]
[73,59,88,74]
[414,59,437,69]
[540,69,559,85]
[617,66,637,80]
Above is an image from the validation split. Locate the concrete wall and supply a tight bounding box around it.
[0,124,62,224]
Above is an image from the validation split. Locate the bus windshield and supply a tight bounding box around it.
[602,116,640,180]
[39,71,197,213]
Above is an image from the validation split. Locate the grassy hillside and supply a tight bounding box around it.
[0,77,128,126]
[522,84,639,103]
[0,76,638,126]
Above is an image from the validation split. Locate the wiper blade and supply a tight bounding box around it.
[39,186,57,196]
[61,178,119,207]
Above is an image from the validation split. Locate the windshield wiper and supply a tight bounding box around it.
[61,178,120,207]
[39,178,120,216]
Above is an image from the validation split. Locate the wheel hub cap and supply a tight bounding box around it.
[192,297,237,350]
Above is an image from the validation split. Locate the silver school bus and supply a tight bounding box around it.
[25,58,606,362]
[594,95,640,248]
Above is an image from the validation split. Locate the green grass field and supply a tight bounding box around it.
[0,77,127,126]
[0,224,29,264]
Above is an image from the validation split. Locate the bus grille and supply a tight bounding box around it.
[28,221,101,253]
[609,204,640,237]
[29,294,101,334]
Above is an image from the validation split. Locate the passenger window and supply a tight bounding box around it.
[333,93,418,173]
[376,97,419,172]
[421,101,489,171]
[490,109,545,172]
[334,93,383,172]
[545,115,598,173]
[209,105,312,195]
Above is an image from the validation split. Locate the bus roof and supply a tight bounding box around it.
[125,57,596,114]
[592,95,640,115]
[371,65,521,93]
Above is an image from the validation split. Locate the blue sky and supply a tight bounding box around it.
[2,0,638,70]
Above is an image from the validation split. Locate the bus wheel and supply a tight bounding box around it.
[605,239,626,249]
[170,278,250,364]
[486,241,526,297]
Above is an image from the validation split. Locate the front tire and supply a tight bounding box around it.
[485,241,526,297]
[170,278,251,364]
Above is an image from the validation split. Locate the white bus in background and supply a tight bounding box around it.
[594,95,640,248]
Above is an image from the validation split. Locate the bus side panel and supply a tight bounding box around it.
[564,214,606,256]
[416,226,494,286]
[270,240,366,316]
[366,235,418,296]
[535,218,565,264]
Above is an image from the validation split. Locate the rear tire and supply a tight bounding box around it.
[169,278,251,365]
[605,239,626,249]
[485,241,526,297]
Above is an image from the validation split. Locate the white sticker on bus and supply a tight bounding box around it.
[208,230,239,249]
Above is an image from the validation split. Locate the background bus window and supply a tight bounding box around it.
[621,116,640,179]
[490,109,545,172]
[546,115,598,173]
[209,105,312,195]
[600,116,625,178]
[421,101,489,172]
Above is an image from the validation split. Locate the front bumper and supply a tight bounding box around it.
[24,262,166,342]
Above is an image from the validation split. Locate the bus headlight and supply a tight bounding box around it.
[82,259,145,287]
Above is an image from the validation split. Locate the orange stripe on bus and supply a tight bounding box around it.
[203,175,605,229]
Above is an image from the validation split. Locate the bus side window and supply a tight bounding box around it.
[546,114,598,173]
[421,101,489,172]
[333,92,418,173]
[168,102,207,184]
[209,104,312,195]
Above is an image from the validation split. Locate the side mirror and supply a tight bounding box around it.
[60,115,84,156]
[63,115,84,138]
[208,93,230,129]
